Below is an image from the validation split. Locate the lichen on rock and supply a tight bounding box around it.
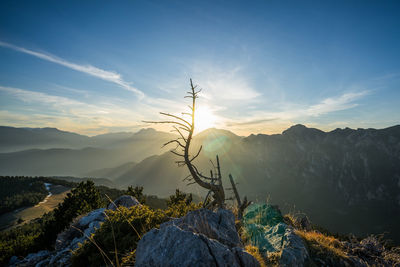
[242,203,310,266]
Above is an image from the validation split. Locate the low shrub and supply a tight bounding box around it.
[71,200,202,266]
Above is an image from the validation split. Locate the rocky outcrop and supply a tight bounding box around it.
[243,203,310,266]
[107,195,141,210]
[135,208,260,267]
[9,195,140,267]
[342,235,400,266]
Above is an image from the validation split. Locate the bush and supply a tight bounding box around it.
[37,181,102,249]
[0,213,53,265]
[166,189,192,207]
[126,186,146,204]
[71,200,202,266]
[0,181,120,265]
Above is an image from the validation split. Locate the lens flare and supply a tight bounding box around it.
[195,106,216,132]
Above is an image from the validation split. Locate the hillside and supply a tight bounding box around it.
[0,126,89,152]
[0,127,176,176]
[111,125,400,243]
[82,162,137,180]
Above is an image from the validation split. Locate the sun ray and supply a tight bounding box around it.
[195,106,217,132]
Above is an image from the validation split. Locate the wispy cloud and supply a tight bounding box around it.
[50,84,90,98]
[306,91,370,116]
[0,86,84,107]
[225,118,277,127]
[0,41,144,98]
[0,86,148,134]
[220,90,371,134]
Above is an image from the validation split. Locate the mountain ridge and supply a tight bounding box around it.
[110,124,400,243]
[1,124,399,242]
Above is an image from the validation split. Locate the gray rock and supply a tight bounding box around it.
[54,208,105,251]
[107,195,140,211]
[76,208,106,228]
[135,208,260,267]
[49,248,71,266]
[8,256,18,265]
[232,247,263,267]
[10,250,50,267]
[279,227,310,266]
[35,258,51,267]
[163,208,241,247]
[10,195,141,267]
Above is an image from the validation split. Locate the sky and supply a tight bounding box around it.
[0,0,399,136]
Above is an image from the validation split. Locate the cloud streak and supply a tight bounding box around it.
[225,118,277,127]
[222,90,371,133]
[0,86,142,128]
[306,91,370,116]
[0,86,84,107]
[0,41,144,98]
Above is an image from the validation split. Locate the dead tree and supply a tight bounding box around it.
[144,79,225,208]
[229,174,251,219]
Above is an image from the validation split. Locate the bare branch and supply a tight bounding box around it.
[192,164,215,181]
[183,174,192,181]
[190,145,202,162]
[173,126,187,142]
[179,126,191,132]
[163,139,185,149]
[160,112,191,127]
[142,120,190,131]
[170,150,185,157]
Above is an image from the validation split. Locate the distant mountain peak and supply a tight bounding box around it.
[282,124,325,138]
[136,128,157,134]
[282,124,307,134]
[195,128,239,139]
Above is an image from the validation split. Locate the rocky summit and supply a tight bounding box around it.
[135,208,260,267]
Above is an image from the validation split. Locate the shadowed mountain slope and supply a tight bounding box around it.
[0,126,89,152]
[0,128,176,176]
[113,125,400,243]
[0,126,176,155]
[83,162,137,180]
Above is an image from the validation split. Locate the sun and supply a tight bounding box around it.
[195,106,217,132]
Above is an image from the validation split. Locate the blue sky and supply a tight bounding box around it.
[0,0,399,135]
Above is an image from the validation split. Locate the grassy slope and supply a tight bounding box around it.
[0,184,70,230]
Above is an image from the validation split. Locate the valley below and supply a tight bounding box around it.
[0,184,70,230]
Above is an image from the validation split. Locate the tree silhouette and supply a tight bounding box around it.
[145,79,225,208]
[127,185,146,204]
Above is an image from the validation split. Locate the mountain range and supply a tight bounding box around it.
[0,127,175,176]
[0,124,399,243]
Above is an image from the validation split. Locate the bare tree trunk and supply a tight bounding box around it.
[229,174,251,219]
[144,79,225,208]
